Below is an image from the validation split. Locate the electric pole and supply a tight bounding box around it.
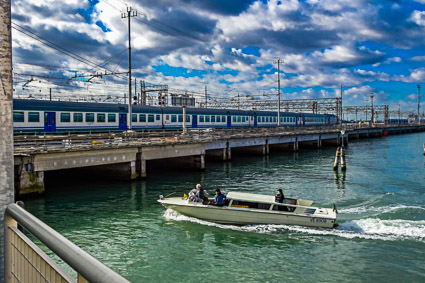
[340,84,343,124]
[370,93,374,125]
[417,85,421,123]
[121,7,137,130]
[274,58,283,126]
[205,86,207,108]
[398,104,401,125]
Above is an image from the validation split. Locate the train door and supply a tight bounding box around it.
[227,115,231,128]
[254,114,258,127]
[44,112,56,133]
[119,114,127,130]
[192,115,198,128]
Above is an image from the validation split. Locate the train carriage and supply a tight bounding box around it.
[12,99,337,134]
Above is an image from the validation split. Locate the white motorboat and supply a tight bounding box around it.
[158,191,338,228]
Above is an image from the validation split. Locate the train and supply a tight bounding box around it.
[12,99,338,134]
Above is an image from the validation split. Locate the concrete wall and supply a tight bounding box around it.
[0,0,14,279]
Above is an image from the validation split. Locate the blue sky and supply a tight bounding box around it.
[10,0,425,114]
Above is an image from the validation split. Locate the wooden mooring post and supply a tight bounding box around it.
[333,147,341,170]
[333,146,346,171]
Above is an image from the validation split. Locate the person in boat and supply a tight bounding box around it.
[214,189,227,207]
[193,184,208,203]
[275,189,285,203]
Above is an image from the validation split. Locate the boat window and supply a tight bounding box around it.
[98,114,106,123]
[231,200,271,210]
[13,111,24,122]
[60,113,71,123]
[108,114,116,123]
[28,112,40,123]
[273,204,290,212]
[86,113,94,123]
[148,114,155,122]
[139,114,146,123]
[74,113,83,123]
[132,114,137,122]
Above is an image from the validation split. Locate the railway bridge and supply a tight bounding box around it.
[13,124,425,197]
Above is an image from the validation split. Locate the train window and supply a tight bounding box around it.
[200,116,204,122]
[139,114,146,123]
[206,116,210,122]
[242,116,246,122]
[178,115,183,122]
[98,114,106,123]
[86,113,94,123]
[171,115,177,122]
[132,114,137,122]
[156,115,160,120]
[13,112,24,122]
[74,113,83,123]
[148,114,154,122]
[108,114,116,123]
[28,112,40,123]
[60,113,71,123]
[211,116,216,123]
[217,116,221,123]
[237,116,241,122]
[166,115,169,120]
[186,116,190,122]
[222,116,226,122]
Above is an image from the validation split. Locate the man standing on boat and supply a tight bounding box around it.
[214,189,227,207]
[275,189,284,203]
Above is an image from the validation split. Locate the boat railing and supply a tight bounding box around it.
[4,203,130,283]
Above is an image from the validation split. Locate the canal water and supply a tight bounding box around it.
[24,132,425,282]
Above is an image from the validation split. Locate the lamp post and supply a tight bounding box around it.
[274,58,283,126]
[417,85,421,124]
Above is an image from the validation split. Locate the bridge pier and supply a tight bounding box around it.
[15,165,44,197]
[206,148,228,161]
[194,153,205,170]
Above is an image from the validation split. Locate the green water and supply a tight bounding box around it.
[24,132,425,282]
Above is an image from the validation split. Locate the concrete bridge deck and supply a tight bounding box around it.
[13,124,425,197]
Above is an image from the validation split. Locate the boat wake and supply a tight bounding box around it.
[338,204,425,215]
[163,209,425,242]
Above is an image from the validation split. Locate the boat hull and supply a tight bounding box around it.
[159,200,336,228]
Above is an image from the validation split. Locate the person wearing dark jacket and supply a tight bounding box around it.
[214,189,227,206]
[275,189,284,203]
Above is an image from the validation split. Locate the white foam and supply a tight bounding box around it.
[339,205,425,215]
[163,209,425,242]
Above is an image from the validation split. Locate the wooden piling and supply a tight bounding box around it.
[340,146,346,171]
[423,143,425,155]
[333,147,340,170]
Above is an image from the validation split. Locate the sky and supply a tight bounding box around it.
[10,0,425,115]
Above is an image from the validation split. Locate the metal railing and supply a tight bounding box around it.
[4,203,130,283]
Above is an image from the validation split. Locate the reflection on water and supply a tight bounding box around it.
[24,132,425,282]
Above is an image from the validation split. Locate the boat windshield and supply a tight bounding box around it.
[231,200,271,210]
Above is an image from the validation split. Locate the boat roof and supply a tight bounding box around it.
[226,192,275,203]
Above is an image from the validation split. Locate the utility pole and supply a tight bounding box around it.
[417,85,421,123]
[121,7,137,130]
[0,0,14,279]
[49,88,52,101]
[340,84,343,124]
[398,104,401,126]
[274,58,283,126]
[205,86,207,108]
[370,93,374,125]
[134,78,137,105]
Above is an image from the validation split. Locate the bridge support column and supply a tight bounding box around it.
[194,153,205,170]
[317,136,322,148]
[293,138,299,151]
[15,165,45,197]
[140,159,147,178]
[130,161,138,180]
[227,147,231,160]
